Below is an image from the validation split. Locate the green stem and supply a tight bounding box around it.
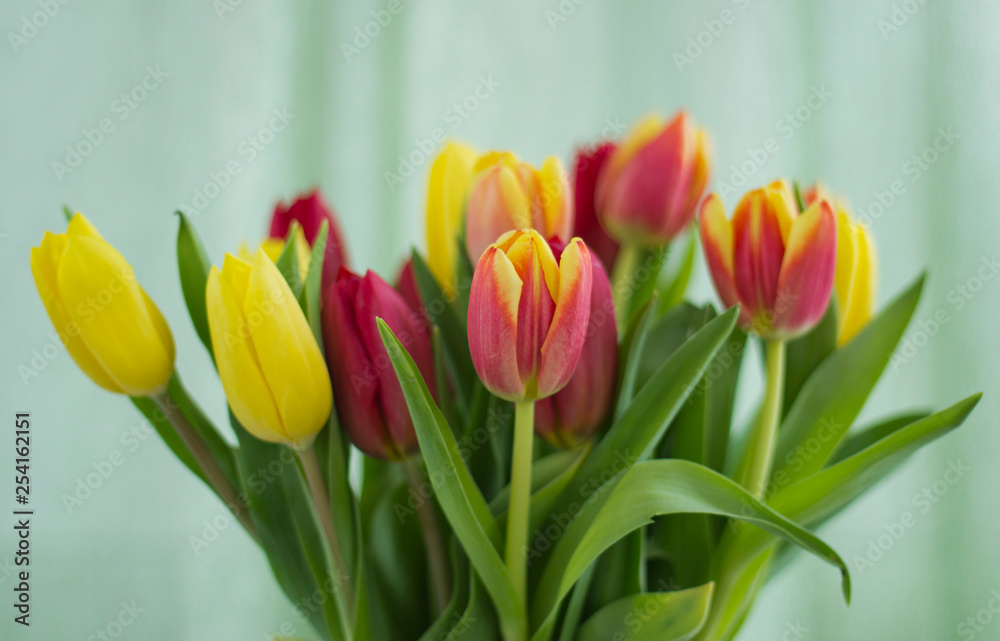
[505,400,535,635]
[153,392,260,544]
[298,446,356,628]
[611,243,641,327]
[739,340,786,499]
[404,458,451,616]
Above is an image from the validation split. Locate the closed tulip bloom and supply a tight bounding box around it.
[426,141,477,299]
[535,246,617,447]
[30,213,175,396]
[206,251,332,448]
[804,185,877,345]
[572,142,620,270]
[468,230,593,402]
[324,269,437,459]
[700,181,838,340]
[597,112,711,246]
[270,189,348,287]
[465,152,572,263]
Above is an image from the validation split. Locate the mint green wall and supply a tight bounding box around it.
[2,1,997,639]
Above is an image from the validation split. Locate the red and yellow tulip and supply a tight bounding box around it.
[465,152,572,264]
[468,230,593,402]
[597,112,711,246]
[700,181,837,340]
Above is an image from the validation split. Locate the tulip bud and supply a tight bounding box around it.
[700,180,837,340]
[239,224,311,279]
[324,269,437,460]
[206,251,332,448]
[426,141,477,299]
[270,189,349,287]
[468,230,593,402]
[30,213,175,396]
[805,185,877,345]
[465,152,572,263]
[597,112,710,246]
[535,244,617,447]
[571,142,620,270]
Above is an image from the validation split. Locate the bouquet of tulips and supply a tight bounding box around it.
[31,112,980,641]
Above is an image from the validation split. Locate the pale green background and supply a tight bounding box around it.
[1,1,998,639]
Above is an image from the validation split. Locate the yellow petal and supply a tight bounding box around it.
[426,141,477,298]
[538,156,571,241]
[245,250,332,447]
[66,212,104,239]
[56,235,173,396]
[207,260,288,444]
[259,238,284,263]
[497,164,532,229]
[30,232,124,394]
[765,180,796,243]
[835,212,877,345]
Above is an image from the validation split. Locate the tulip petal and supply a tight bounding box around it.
[732,189,786,326]
[538,156,572,242]
[207,259,288,443]
[426,142,476,298]
[699,195,741,315]
[465,163,533,262]
[468,247,526,400]
[835,214,877,345]
[505,233,557,393]
[538,239,593,398]
[30,232,124,394]
[246,250,332,447]
[67,212,103,239]
[572,143,620,269]
[57,236,173,396]
[773,201,838,337]
[679,128,711,225]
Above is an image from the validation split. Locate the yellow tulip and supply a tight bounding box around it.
[206,250,332,447]
[833,208,877,345]
[30,213,175,396]
[426,141,477,299]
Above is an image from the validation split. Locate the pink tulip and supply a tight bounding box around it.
[699,180,837,340]
[572,143,620,270]
[468,230,593,402]
[323,269,435,459]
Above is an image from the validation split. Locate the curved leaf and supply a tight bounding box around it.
[577,583,714,641]
[175,211,214,355]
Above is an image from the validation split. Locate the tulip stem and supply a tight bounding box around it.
[298,446,356,623]
[739,340,786,499]
[611,243,641,327]
[506,400,535,629]
[153,392,260,545]
[404,458,452,616]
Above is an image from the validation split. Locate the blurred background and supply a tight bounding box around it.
[1,0,998,639]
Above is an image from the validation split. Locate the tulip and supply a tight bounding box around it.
[324,269,437,460]
[206,251,332,448]
[239,224,311,279]
[804,185,877,346]
[596,112,711,247]
[535,244,617,447]
[699,180,838,341]
[426,141,477,299]
[30,213,175,396]
[465,152,572,264]
[571,142,620,270]
[468,230,593,402]
[270,189,349,287]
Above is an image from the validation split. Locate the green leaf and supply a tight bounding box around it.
[530,460,849,639]
[63,204,74,222]
[627,246,667,322]
[830,411,929,465]
[166,374,238,486]
[771,275,924,486]
[782,303,837,416]
[576,583,714,641]
[175,211,214,355]
[378,319,525,640]
[657,232,697,313]
[275,221,305,298]
[555,563,595,641]
[302,220,329,345]
[129,396,206,485]
[615,295,660,420]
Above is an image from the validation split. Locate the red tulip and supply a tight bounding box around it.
[468,230,593,402]
[323,269,436,459]
[535,243,617,447]
[597,112,710,246]
[699,180,837,340]
[270,189,348,287]
[572,143,620,269]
